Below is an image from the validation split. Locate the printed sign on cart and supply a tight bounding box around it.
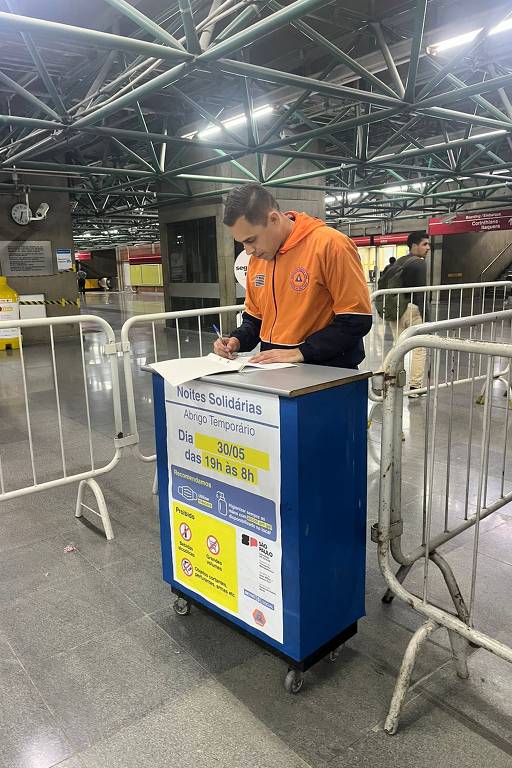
[165,380,283,642]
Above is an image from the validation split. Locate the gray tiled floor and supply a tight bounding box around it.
[1,291,512,767]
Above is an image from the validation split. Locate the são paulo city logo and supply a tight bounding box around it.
[290,266,309,291]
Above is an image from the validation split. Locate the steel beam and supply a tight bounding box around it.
[12,160,153,177]
[4,0,67,116]
[0,70,61,121]
[178,0,202,53]
[404,0,427,102]
[200,0,336,62]
[135,102,160,171]
[260,61,337,144]
[72,62,192,128]
[418,72,512,110]
[371,22,405,99]
[217,59,402,109]
[0,11,193,62]
[268,1,399,98]
[102,0,187,51]
[261,107,403,151]
[166,84,246,145]
[215,5,259,42]
[426,57,511,123]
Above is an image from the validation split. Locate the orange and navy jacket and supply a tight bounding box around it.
[232,212,372,368]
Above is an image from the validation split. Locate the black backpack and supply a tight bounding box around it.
[375,255,414,321]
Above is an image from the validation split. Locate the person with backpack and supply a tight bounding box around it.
[375,231,430,397]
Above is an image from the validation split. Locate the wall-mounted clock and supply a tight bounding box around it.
[11,203,32,226]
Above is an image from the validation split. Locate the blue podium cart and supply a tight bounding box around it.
[151,364,369,692]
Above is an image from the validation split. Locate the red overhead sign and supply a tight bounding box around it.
[429,210,512,236]
[351,234,409,246]
[374,234,409,246]
[75,251,91,260]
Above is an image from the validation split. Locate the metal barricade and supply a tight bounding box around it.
[367,281,512,431]
[373,332,512,734]
[368,280,512,391]
[120,305,243,469]
[0,314,131,539]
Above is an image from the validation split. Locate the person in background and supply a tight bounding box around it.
[388,231,430,398]
[380,255,396,277]
[214,183,372,369]
[76,265,87,299]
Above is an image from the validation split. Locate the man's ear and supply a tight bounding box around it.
[267,210,281,226]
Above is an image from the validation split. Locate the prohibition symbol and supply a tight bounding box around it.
[179,522,192,541]
[181,558,194,577]
[206,535,220,555]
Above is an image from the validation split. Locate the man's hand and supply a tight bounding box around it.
[213,336,240,359]
[249,348,304,364]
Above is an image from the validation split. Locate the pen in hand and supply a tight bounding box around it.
[213,324,237,359]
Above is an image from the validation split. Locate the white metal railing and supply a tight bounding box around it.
[120,305,243,464]
[368,280,512,385]
[375,333,512,734]
[367,281,512,430]
[0,314,133,538]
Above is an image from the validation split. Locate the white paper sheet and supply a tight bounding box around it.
[148,353,295,387]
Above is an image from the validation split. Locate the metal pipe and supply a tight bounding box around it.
[102,0,187,51]
[0,11,193,62]
[215,5,259,42]
[217,58,402,108]
[418,72,512,110]
[4,0,67,116]
[404,0,427,101]
[178,0,202,53]
[9,160,152,177]
[268,1,398,98]
[0,70,61,121]
[426,57,511,124]
[371,22,405,99]
[72,62,193,128]
[200,0,337,61]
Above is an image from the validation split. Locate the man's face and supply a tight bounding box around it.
[229,211,283,261]
[412,238,430,258]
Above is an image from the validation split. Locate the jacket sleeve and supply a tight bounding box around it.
[322,232,373,315]
[299,314,372,363]
[299,231,372,363]
[231,311,262,352]
[230,257,263,352]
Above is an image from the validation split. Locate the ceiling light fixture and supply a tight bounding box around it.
[427,16,512,54]
[181,105,273,140]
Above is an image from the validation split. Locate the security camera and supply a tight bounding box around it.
[34,203,49,219]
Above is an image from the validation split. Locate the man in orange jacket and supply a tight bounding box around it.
[214,183,372,368]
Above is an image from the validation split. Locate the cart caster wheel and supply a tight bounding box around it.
[328,648,340,662]
[173,597,191,616]
[284,669,304,694]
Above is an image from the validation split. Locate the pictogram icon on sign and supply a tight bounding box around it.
[181,558,194,577]
[252,608,266,627]
[207,535,220,555]
[179,522,192,541]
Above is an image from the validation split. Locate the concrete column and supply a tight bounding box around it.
[0,174,76,342]
[158,143,325,315]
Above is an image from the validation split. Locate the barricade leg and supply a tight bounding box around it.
[384,619,439,735]
[448,629,470,679]
[152,466,158,496]
[75,478,114,540]
[430,551,470,625]
[382,563,413,604]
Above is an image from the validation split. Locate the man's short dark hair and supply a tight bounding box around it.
[407,230,429,250]
[223,183,280,227]
[389,256,396,264]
